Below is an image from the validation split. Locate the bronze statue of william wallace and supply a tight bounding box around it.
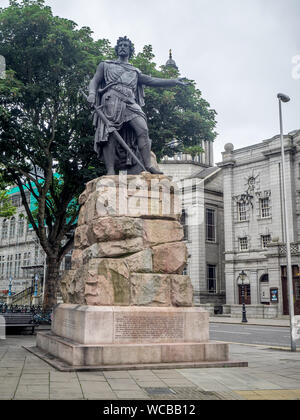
[87,36,188,175]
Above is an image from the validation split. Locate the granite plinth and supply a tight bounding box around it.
[51,304,209,345]
[36,304,230,368]
[36,331,229,367]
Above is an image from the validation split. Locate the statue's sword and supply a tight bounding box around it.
[80,89,147,172]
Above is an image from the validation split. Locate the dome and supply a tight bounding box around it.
[165,50,178,70]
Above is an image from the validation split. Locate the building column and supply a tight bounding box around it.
[218,146,236,306]
[225,263,235,305]
[249,270,258,304]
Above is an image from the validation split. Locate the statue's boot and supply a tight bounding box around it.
[148,166,164,175]
[140,143,163,175]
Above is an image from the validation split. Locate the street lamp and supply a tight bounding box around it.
[33,273,38,297]
[32,273,39,307]
[238,270,248,323]
[8,276,13,297]
[277,93,297,352]
[7,276,13,306]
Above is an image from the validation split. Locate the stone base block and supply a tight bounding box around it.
[33,304,239,370]
[51,304,209,345]
[36,331,230,368]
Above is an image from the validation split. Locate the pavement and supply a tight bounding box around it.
[0,317,299,401]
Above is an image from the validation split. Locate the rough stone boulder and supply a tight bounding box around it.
[60,174,193,308]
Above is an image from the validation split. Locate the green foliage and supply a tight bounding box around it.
[0,190,16,217]
[182,145,205,159]
[0,0,107,259]
[131,46,217,161]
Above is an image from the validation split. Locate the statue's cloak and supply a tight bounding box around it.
[92,60,147,170]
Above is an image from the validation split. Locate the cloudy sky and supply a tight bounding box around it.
[1,0,299,162]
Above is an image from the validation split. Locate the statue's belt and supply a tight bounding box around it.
[98,83,136,105]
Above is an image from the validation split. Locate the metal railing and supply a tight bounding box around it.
[10,286,33,304]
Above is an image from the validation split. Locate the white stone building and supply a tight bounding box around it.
[218,130,300,318]
[0,187,71,303]
[0,188,45,300]
[159,156,225,311]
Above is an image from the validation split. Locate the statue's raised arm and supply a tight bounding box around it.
[139,73,190,88]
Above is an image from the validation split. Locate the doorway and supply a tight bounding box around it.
[238,284,251,305]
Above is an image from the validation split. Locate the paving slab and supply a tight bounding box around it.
[77,372,106,382]
[107,378,141,391]
[115,390,151,400]
[103,371,132,379]
[80,381,115,399]
[133,380,167,388]
[14,384,49,400]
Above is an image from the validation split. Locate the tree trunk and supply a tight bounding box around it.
[43,256,61,311]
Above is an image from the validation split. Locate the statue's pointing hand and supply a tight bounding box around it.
[176,78,191,86]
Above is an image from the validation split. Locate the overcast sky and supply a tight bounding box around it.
[1,0,299,163]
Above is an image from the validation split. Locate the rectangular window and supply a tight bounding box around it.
[0,256,4,278]
[295,281,300,300]
[14,254,21,278]
[260,198,270,218]
[207,265,217,294]
[180,210,188,241]
[7,255,13,277]
[9,218,16,239]
[238,202,247,221]
[206,208,216,242]
[23,252,31,278]
[239,237,248,251]
[261,235,271,249]
[11,194,20,207]
[18,218,24,237]
[2,220,8,240]
[34,245,39,265]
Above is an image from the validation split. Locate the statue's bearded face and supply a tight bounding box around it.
[117,40,131,58]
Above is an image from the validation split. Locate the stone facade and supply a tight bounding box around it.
[159,160,225,308]
[0,187,71,302]
[218,130,300,318]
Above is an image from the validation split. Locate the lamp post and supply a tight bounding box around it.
[277,93,296,352]
[238,270,248,323]
[32,273,39,307]
[8,276,12,297]
[7,276,13,306]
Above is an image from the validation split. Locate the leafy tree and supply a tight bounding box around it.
[182,145,205,160]
[0,171,16,218]
[0,190,16,217]
[131,45,217,160]
[0,0,107,309]
[0,0,217,310]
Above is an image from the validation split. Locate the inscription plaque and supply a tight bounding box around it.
[62,319,76,330]
[114,313,184,341]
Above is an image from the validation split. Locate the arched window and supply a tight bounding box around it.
[9,217,16,238]
[18,217,24,237]
[2,219,8,240]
